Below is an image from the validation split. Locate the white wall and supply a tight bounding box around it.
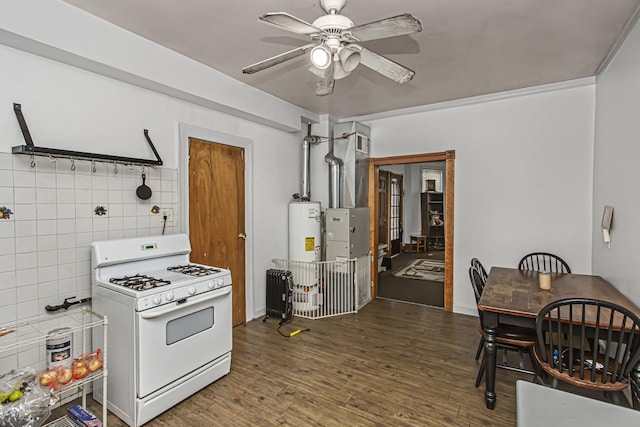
[360,85,596,315]
[0,21,307,329]
[592,17,640,308]
[0,0,316,132]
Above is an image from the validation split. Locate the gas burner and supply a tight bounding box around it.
[167,264,221,277]
[109,274,171,291]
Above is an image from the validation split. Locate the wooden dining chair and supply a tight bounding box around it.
[518,252,571,274]
[469,265,537,387]
[534,298,640,407]
[470,258,488,361]
[470,257,488,283]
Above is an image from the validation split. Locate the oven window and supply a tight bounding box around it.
[166,307,214,345]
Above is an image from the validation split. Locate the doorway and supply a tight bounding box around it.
[179,124,253,327]
[368,151,455,311]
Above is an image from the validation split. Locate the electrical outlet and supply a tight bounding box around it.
[160,208,174,223]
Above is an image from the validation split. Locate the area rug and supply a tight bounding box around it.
[392,259,445,282]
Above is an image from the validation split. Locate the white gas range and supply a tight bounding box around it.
[91,234,232,427]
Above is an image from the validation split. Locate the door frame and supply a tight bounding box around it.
[368,150,455,311]
[178,122,254,322]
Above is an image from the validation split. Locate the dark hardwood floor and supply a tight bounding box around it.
[84,298,527,426]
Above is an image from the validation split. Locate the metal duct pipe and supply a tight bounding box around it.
[324,138,343,208]
[301,124,320,201]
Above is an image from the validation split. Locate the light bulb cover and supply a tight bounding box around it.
[338,46,361,73]
[310,45,332,70]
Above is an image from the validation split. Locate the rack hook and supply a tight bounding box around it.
[92,160,96,173]
[113,162,118,175]
[48,154,56,163]
[30,154,36,168]
[70,159,76,171]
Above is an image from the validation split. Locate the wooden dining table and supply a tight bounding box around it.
[477,266,640,410]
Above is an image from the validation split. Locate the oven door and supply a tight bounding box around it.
[136,285,232,398]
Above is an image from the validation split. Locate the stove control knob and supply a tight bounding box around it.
[208,281,214,289]
[188,286,196,295]
[216,278,225,288]
[166,291,174,301]
[153,295,162,305]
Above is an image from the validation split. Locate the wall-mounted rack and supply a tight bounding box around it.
[11,103,163,167]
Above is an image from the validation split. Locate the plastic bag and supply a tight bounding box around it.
[41,348,103,392]
[0,368,53,427]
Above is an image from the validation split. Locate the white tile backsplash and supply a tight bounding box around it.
[16,300,39,320]
[16,237,37,254]
[58,234,76,250]
[56,189,75,204]
[0,222,14,239]
[15,204,37,221]
[0,238,15,256]
[37,266,58,283]
[37,220,57,236]
[0,154,13,170]
[0,254,16,272]
[14,171,36,188]
[0,288,16,306]
[14,187,36,204]
[37,235,57,251]
[16,268,37,286]
[0,187,15,204]
[58,262,77,280]
[57,249,76,264]
[0,163,178,320]
[56,174,75,189]
[0,170,14,187]
[0,271,16,289]
[36,188,56,204]
[16,284,36,303]
[37,250,58,267]
[15,220,36,238]
[38,281,58,299]
[13,156,35,171]
[36,204,57,220]
[15,253,36,271]
[57,219,76,234]
[35,172,56,189]
[57,204,75,219]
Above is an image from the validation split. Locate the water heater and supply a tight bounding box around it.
[288,201,321,262]
[288,201,321,312]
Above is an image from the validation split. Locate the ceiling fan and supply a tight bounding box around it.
[242,0,423,96]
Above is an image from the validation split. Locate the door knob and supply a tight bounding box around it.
[238,232,246,240]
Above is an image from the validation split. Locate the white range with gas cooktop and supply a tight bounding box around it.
[91,234,232,427]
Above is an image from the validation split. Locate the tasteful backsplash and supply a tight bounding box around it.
[0,152,178,327]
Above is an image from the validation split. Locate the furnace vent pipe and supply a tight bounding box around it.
[301,124,321,201]
[324,138,343,208]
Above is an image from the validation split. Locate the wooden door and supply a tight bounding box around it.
[377,171,389,253]
[188,138,246,326]
[389,172,403,256]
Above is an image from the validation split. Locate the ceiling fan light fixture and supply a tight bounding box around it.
[310,45,332,69]
[338,46,361,73]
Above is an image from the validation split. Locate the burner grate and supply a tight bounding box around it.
[167,264,221,277]
[109,274,171,291]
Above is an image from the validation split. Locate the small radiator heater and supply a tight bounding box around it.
[264,269,293,324]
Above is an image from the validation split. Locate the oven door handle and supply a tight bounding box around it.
[139,286,231,319]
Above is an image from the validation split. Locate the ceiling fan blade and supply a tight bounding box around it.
[242,44,315,74]
[315,63,335,96]
[359,47,415,84]
[260,12,323,36]
[347,14,422,42]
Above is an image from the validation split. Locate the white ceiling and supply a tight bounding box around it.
[62,0,640,119]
